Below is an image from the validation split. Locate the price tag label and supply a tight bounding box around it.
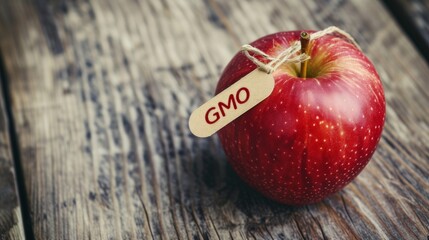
[189,69,274,137]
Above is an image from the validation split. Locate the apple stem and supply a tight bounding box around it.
[300,32,310,78]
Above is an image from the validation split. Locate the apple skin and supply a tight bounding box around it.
[215,31,385,205]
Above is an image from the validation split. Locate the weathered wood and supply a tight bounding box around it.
[0,74,25,238]
[0,0,428,239]
[383,0,429,62]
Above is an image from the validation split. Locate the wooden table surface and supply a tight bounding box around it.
[0,0,428,239]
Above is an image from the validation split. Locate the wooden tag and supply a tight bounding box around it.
[189,69,275,138]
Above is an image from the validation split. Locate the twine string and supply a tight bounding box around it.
[241,26,360,74]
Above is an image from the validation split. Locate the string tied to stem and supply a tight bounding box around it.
[241,26,360,74]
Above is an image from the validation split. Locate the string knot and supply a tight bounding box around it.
[241,26,360,74]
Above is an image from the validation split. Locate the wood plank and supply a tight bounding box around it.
[0,0,428,239]
[0,72,25,238]
[382,0,429,61]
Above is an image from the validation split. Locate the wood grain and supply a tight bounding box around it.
[383,0,429,61]
[0,73,25,239]
[0,0,428,239]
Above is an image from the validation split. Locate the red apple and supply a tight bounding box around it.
[215,30,385,205]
